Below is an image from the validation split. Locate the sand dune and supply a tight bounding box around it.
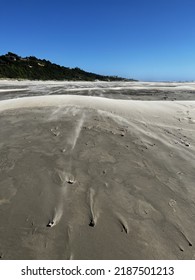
[0,94,195,260]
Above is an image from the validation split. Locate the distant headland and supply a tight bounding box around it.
[0,52,135,81]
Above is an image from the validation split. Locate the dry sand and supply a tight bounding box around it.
[0,94,195,260]
[0,80,195,101]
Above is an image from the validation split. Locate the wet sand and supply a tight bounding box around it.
[0,93,195,260]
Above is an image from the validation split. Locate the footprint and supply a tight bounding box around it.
[168,199,177,212]
[66,178,75,185]
[178,245,184,252]
[65,173,76,185]
[88,188,99,228]
[51,127,60,136]
[189,119,195,124]
[89,218,95,227]
[53,170,75,186]
[120,221,128,234]
[176,227,193,247]
[47,220,55,227]
[180,139,190,147]
[47,206,63,228]
[116,214,129,234]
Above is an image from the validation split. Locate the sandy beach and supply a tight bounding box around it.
[0,79,195,101]
[0,82,195,260]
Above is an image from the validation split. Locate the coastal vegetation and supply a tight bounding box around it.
[0,52,133,81]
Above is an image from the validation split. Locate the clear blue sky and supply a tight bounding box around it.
[1,0,195,81]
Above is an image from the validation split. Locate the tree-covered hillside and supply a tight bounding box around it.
[0,52,134,81]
